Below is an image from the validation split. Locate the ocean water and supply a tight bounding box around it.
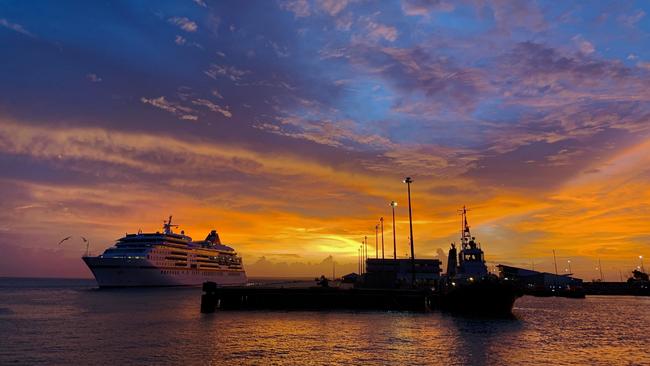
[1,278,649,366]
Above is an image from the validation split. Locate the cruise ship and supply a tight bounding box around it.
[82,216,247,287]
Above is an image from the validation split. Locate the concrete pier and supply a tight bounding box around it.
[200,282,434,313]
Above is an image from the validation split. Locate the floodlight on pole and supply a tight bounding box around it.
[358,247,361,275]
[403,177,415,287]
[364,236,368,274]
[375,224,379,259]
[390,201,397,261]
[380,217,384,260]
[640,255,645,272]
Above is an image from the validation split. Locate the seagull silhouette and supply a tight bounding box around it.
[57,236,72,245]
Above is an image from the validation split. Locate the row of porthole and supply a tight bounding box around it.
[161,270,182,275]
[159,270,230,276]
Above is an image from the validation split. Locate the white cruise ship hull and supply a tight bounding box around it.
[83,257,247,288]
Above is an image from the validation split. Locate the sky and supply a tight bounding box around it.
[1,0,649,280]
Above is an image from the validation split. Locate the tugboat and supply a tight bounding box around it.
[437,207,523,316]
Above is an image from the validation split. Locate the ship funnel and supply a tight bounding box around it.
[447,243,457,277]
[205,230,222,245]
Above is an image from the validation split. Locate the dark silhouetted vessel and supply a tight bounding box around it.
[436,206,523,316]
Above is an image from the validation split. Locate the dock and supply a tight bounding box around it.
[583,281,650,296]
[200,282,434,313]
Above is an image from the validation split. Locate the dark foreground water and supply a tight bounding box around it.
[1,278,649,365]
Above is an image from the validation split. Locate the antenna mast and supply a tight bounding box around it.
[163,215,178,235]
[458,206,472,249]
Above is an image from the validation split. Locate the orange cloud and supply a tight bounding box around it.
[0,118,648,281]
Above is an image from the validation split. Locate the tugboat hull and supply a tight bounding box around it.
[437,280,523,316]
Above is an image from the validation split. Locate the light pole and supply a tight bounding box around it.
[390,201,397,260]
[361,241,365,275]
[358,247,361,275]
[640,255,645,272]
[364,236,368,274]
[552,249,559,290]
[380,217,384,260]
[567,260,572,275]
[360,244,363,274]
[403,177,415,286]
[375,224,379,259]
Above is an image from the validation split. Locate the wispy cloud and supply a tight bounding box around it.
[279,0,311,18]
[618,9,646,26]
[0,18,34,37]
[86,73,102,82]
[174,35,186,45]
[140,96,198,120]
[317,0,349,16]
[332,43,489,114]
[192,98,232,118]
[255,116,392,150]
[211,88,224,99]
[572,35,595,55]
[366,22,398,42]
[401,0,454,16]
[204,64,250,81]
[168,16,198,32]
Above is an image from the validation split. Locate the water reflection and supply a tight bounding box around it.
[1,279,649,365]
[443,314,523,365]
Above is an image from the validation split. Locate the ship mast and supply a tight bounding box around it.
[163,215,178,235]
[459,205,471,250]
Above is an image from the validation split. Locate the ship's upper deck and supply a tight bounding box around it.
[456,206,488,277]
[115,233,236,252]
[104,216,238,256]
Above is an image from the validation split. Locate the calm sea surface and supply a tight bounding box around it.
[1,277,648,366]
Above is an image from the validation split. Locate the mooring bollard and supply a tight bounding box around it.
[201,281,218,313]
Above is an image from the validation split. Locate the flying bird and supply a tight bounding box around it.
[57,236,72,245]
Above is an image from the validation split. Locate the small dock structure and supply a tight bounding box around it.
[363,258,441,288]
[497,264,585,297]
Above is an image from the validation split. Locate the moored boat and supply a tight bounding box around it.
[438,206,523,315]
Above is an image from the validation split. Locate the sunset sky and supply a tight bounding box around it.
[1,0,649,280]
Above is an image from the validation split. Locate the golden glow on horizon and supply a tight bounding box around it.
[0,119,648,279]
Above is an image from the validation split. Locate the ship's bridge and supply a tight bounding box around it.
[451,206,488,278]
